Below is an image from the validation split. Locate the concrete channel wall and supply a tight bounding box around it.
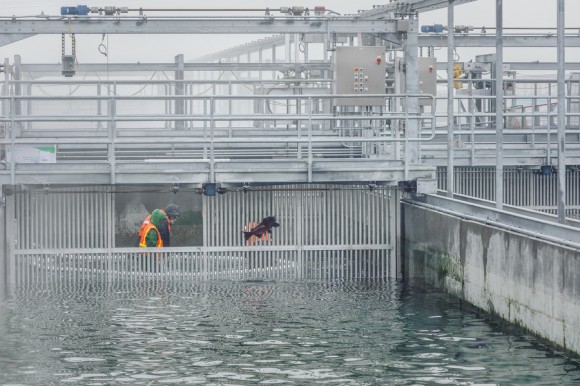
[401,195,580,355]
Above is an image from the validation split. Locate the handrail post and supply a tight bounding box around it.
[404,94,409,180]
[297,95,303,160]
[9,97,15,186]
[468,71,475,165]
[108,95,116,185]
[210,96,215,183]
[308,96,313,183]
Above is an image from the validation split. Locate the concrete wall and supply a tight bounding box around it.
[402,202,580,355]
[0,194,5,302]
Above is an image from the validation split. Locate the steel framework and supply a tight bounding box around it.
[1,1,579,286]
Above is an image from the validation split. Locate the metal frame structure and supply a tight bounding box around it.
[7,184,400,285]
[1,0,579,284]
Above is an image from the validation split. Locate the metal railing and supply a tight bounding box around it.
[6,184,398,284]
[437,166,580,219]
[1,92,436,184]
[12,248,392,286]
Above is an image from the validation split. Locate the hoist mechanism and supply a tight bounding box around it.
[61,5,128,16]
[61,33,76,77]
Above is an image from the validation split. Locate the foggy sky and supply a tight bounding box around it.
[0,0,578,65]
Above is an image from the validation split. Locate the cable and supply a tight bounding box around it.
[98,34,108,57]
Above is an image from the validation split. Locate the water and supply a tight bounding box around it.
[0,280,578,385]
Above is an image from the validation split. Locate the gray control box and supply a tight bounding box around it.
[334,46,386,106]
[394,57,437,106]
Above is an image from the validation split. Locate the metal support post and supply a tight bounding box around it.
[209,97,215,183]
[97,83,102,129]
[2,58,8,136]
[468,71,475,165]
[5,190,15,292]
[174,54,185,129]
[0,185,6,300]
[557,0,567,223]
[108,96,116,184]
[285,33,291,62]
[404,16,420,177]
[307,97,313,182]
[13,55,22,139]
[447,0,455,197]
[495,0,504,209]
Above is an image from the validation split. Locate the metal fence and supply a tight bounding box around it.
[7,185,398,285]
[12,248,392,286]
[437,166,580,218]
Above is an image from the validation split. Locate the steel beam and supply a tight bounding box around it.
[0,17,399,38]
[0,34,34,46]
[356,0,477,17]
[15,61,580,74]
[418,34,580,47]
[19,62,332,73]
[437,62,580,71]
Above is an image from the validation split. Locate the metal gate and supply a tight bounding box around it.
[4,185,398,286]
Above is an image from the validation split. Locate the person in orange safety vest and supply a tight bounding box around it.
[137,204,180,248]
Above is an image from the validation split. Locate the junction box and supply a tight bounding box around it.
[334,46,387,106]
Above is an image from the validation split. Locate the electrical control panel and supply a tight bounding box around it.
[334,46,386,106]
[394,56,438,106]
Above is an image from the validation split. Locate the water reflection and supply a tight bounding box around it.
[0,279,578,385]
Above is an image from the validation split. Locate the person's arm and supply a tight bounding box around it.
[145,229,159,247]
[158,218,171,247]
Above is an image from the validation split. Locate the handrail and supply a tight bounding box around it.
[0,93,437,185]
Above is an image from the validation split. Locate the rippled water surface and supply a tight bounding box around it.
[0,280,578,385]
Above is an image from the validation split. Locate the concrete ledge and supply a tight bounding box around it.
[402,199,580,355]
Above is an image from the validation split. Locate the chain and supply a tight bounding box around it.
[61,33,76,57]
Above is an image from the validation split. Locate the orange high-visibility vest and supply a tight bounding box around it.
[138,223,163,248]
[138,210,170,240]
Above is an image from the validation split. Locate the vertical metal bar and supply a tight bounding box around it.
[405,15,420,168]
[32,191,38,252]
[447,0,455,197]
[468,72,475,165]
[557,0,567,223]
[308,97,313,182]
[210,97,215,183]
[296,188,303,280]
[202,195,208,280]
[5,193,16,289]
[495,0,504,208]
